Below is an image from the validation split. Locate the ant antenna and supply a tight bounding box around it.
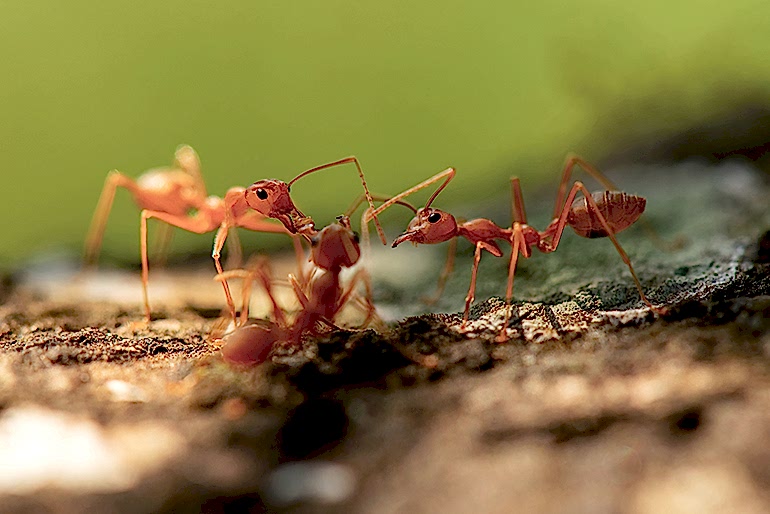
[424,168,456,208]
[345,193,418,217]
[288,156,386,244]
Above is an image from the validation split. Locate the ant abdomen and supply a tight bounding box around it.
[568,191,646,239]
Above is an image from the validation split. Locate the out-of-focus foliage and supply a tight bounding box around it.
[0,1,767,264]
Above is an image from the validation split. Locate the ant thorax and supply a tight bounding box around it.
[310,218,361,271]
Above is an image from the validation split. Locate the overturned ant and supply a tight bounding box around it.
[216,215,376,365]
[85,147,383,322]
[365,155,665,341]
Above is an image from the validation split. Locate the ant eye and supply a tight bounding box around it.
[352,232,360,244]
[428,212,441,223]
[310,235,319,247]
[256,188,268,200]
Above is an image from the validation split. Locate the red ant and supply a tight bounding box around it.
[216,215,377,365]
[364,155,665,341]
[85,147,384,322]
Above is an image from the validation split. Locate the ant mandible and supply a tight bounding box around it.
[364,155,665,341]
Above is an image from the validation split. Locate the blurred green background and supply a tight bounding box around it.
[1,0,768,266]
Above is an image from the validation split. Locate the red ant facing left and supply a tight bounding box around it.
[364,155,666,341]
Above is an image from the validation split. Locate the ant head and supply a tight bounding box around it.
[392,207,458,247]
[244,180,307,233]
[309,215,360,271]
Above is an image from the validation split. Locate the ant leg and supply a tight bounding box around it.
[84,171,140,265]
[543,182,660,311]
[212,224,238,321]
[250,259,289,327]
[216,262,288,326]
[215,207,292,320]
[151,222,174,268]
[140,209,220,322]
[511,178,528,225]
[460,242,485,329]
[290,236,308,286]
[552,155,620,219]
[422,237,457,305]
[288,274,311,310]
[224,227,243,269]
[337,268,382,329]
[497,225,527,343]
[217,268,255,326]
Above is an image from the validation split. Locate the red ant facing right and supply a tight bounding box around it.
[365,155,666,341]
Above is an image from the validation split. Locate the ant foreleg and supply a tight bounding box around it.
[224,226,243,270]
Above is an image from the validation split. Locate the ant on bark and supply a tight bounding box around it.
[85,147,384,323]
[364,155,666,341]
[215,215,377,365]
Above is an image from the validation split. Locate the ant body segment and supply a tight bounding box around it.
[365,155,664,341]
